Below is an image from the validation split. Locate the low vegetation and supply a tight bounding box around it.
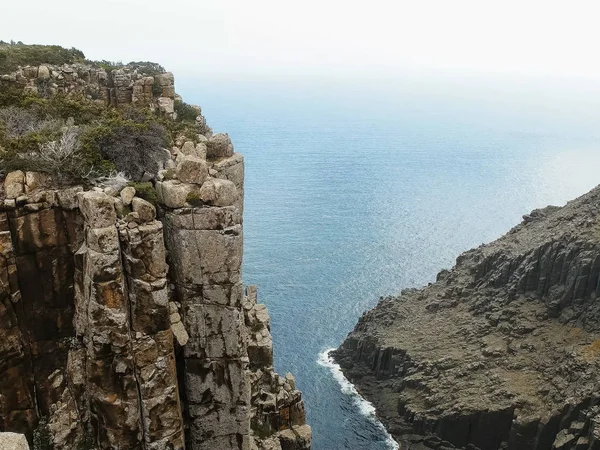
[0,43,203,184]
[0,41,84,73]
[128,181,158,205]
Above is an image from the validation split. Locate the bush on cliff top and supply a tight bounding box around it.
[0,47,206,183]
[0,42,85,73]
[80,108,169,180]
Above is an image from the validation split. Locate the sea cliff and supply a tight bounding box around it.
[0,45,311,450]
[334,186,600,450]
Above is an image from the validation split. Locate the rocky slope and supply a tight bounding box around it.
[0,55,310,449]
[334,186,600,450]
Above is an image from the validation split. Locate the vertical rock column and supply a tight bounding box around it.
[0,202,36,437]
[78,192,143,448]
[1,173,85,445]
[118,197,185,450]
[244,286,311,450]
[160,139,249,449]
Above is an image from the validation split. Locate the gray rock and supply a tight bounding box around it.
[120,186,136,206]
[131,197,156,222]
[0,433,30,450]
[4,171,25,199]
[175,156,208,185]
[207,133,234,159]
[199,178,238,207]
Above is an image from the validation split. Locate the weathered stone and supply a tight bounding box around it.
[79,191,116,228]
[278,425,312,450]
[0,64,309,450]
[0,432,29,450]
[171,321,189,346]
[175,156,208,185]
[4,171,25,199]
[156,181,199,209]
[38,65,50,80]
[120,186,136,206]
[24,172,51,192]
[56,186,83,210]
[207,133,234,158]
[198,178,238,207]
[157,97,174,114]
[131,197,156,222]
[164,206,241,230]
[154,72,174,86]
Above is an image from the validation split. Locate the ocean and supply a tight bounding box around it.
[181,73,600,450]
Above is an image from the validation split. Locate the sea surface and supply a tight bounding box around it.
[182,73,600,450]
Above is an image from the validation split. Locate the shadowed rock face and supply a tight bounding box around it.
[334,187,600,450]
[0,68,310,450]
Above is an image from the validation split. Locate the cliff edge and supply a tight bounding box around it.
[334,185,600,450]
[0,44,311,450]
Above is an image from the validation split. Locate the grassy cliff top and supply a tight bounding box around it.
[0,42,206,185]
[0,41,165,75]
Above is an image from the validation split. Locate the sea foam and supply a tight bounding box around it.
[317,348,400,450]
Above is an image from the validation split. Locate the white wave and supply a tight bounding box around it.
[317,348,400,450]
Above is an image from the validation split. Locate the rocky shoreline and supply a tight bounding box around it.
[334,186,600,450]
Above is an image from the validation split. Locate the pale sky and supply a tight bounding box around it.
[3,0,600,79]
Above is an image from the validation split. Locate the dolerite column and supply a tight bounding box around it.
[78,192,143,449]
[0,205,37,437]
[159,142,248,449]
[118,197,185,450]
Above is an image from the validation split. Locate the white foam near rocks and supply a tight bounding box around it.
[317,348,399,450]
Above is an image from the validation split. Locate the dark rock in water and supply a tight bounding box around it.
[334,185,600,450]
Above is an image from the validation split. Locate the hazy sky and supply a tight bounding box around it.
[3,0,600,79]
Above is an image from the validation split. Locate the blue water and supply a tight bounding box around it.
[181,74,600,450]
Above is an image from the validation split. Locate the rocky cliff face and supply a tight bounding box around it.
[334,187,600,450]
[0,62,310,450]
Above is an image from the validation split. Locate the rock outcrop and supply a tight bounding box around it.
[334,187,600,450]
[0,63,310,449]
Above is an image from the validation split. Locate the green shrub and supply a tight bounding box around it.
[45,94,105,124]
[80,111,169,180]
[3,127,110,183]
[32,416,53,450]
[128,181,158,205]
[162,167,176,180]
[152,78,162,96]
[127,61,166,76]
[92,60,124,72]
[174,100,199,123]
[0,43,85,73]
[186,191,203,207]
[0,84,26,107]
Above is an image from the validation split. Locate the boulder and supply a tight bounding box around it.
[120,186,136,206]
[0,433,29,450]
[56,186,83,210]
[180,141,207,160]
[199,178,238,207]
[157,97,174,115]
[38,65,50,80]
[4,171,25,199]
[156,180,199,209]
[175,156,208,185]
[131,197,156,222]
[79,191,117,228]
[25,172,51,192]
[207,133,234,159]
[154,72,174,86]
